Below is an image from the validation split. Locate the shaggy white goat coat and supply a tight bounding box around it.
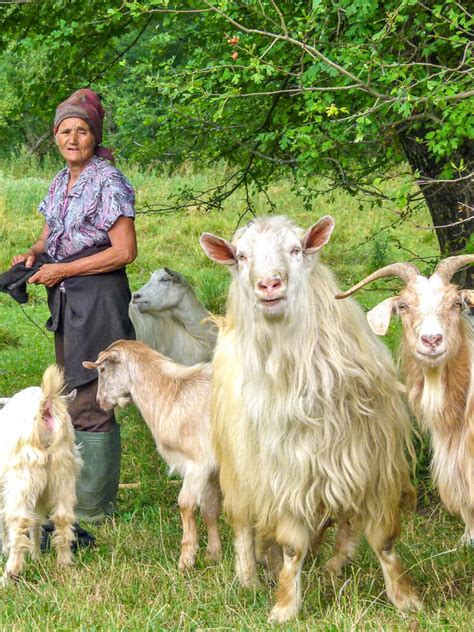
[201,215,420,622]
[0,365,82,584]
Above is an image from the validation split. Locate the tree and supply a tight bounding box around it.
[1,1,472,282]
[130,0,473,281]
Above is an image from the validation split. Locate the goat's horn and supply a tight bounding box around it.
[433,255,474,284]
[335,262,420,299]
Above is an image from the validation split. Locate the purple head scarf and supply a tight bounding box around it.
[53,88,115,163]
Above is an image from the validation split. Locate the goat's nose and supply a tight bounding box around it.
[132,292,141,300]
[257,276,282,292]
[421,334,443,348]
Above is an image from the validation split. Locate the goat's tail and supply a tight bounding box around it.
[38,364,72,436]
[41,364,66,401]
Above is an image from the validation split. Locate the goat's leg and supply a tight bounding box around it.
[0,514,9,558]
[1,515,34,585]
[309,516,333,555]
[459,506,474,547]
[233,523,259,588]
[256,536,283,582]
[200,476,222,563]
[177,478,199,570]
[268,522,310,624]
[325,514,362,576]
[29,520,41,560]
[1,473,42,585]
[366,516,422,612]
[48,471,77,566]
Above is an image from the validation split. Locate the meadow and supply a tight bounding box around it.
[0,156,472,630]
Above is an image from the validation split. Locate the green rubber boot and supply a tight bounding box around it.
[74,425,121,524]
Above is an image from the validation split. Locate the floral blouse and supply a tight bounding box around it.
[39,156,135,261]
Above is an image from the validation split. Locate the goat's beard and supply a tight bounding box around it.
[255,297,287,319]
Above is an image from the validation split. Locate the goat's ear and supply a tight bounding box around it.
[303,215,335,255]
[83,360,98,370]
[367,297,396,336]
[460,289,474,307]
[65,389,77,403]
[200,233,236,265]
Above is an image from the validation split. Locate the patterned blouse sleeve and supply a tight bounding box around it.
[38,192,49,217]
[92,170,136,232]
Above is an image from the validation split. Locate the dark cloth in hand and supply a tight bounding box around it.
[0,257,50,304]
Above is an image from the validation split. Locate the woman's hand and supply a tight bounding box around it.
[28,263,66,288]
[12,250,36,268]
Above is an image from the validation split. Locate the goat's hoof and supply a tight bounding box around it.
[0,573,19,588]
[325,556,346,577]
[391,590,423,613]
[459,529,474,548]
[239,575,261,590]
[205,547,222,564]
[56,553,73,566]
[267,603,299,624]
[178,552,197,571]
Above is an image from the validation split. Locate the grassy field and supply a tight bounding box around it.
[0,157,472,630]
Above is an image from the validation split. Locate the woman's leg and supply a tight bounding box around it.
[55,292,120,524]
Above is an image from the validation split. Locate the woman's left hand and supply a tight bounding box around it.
[28,263,66,287]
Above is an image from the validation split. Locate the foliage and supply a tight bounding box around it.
[1,1,471,266]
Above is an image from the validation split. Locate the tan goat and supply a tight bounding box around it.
[336,255,474,547]
[200,215,421,623]
[83,340,221,570]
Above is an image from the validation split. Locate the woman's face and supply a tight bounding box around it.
[55,117,95,169]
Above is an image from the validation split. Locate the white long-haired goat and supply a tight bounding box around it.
[83,340,221,570]
[200,215,421,623]
[336,255,474,547]
[0,365,82,585]
[129,267,217,365]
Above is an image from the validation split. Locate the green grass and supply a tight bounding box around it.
[0,158,472,630]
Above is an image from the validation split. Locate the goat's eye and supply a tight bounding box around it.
[290,247,301,256]
[454,299,463,309]
[398,302,408,311]
[237,253,247,263]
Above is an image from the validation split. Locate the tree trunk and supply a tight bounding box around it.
[399,131,474,288]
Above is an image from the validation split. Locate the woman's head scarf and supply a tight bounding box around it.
[53,89,115,163]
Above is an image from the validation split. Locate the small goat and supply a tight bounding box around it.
[336,255,474,547]
[200,215,420,622]
[0,365,82,585]
[129,268,217,365]
[83,340,221,569]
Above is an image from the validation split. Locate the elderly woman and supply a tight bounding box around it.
[12,89,137,525]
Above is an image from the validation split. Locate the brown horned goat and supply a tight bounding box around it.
[337,255,474,548]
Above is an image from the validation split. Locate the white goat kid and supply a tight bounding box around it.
[200,215,421,623]
[0,365,82,585]
[83,340,221,570]
[129,267,217,365]
[336,256,474,547]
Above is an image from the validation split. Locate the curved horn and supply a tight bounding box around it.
[433,255,474,284]
[335,262,420,299]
